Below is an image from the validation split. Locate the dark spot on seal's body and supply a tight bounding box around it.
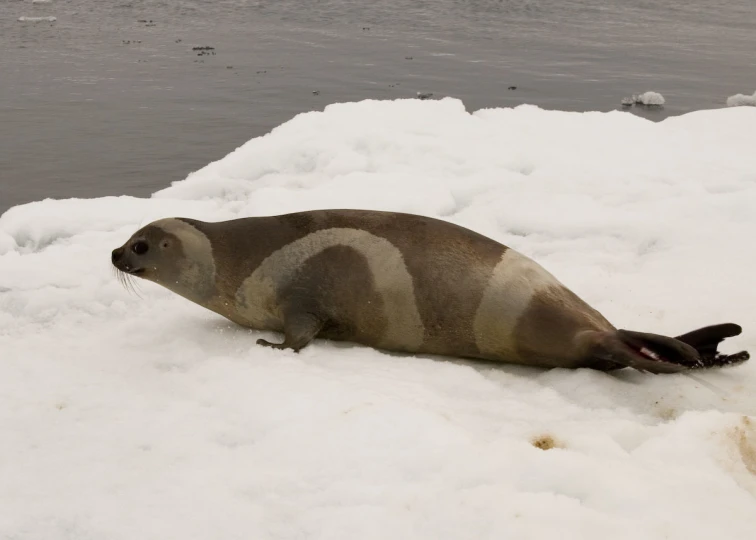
[282,245,388,344]
[515,286,618,370]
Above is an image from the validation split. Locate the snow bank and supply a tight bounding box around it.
[727,91,756,107]
[2,98,756,540]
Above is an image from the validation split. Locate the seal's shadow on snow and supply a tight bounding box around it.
[417,352,756,420]
[196,318,756,420]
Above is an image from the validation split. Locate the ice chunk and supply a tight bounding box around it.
[17,15,57,22]
[633,91,666,106]
[726,91,756,107]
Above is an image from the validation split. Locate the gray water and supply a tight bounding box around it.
[1,0,755,215]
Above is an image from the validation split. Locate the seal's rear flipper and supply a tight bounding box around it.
[674,323,750,369]
[595,326,749,374]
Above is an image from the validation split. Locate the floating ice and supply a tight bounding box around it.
[1,98,756,539]
[633,91,666,106]
[727,91,756,107]
[17,15,57,22]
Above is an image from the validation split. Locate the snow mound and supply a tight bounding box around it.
[727,91,756,107]
[2,98,756,539]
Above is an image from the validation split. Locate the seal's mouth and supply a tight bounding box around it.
[114,264,145,276]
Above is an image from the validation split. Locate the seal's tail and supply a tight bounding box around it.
[599,323,749,374]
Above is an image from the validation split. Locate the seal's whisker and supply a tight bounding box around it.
[114,267,142,298]
[122,272,132,294]
[114,267,124,290]
[125,273,139,297]
[128,274,144,299]
[120,272,129,291]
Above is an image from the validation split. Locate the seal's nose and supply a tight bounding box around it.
[111,247,124,264]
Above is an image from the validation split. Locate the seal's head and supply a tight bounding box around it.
[111,218,216,302]
[112,221,179,282]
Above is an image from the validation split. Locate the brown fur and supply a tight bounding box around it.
[111,209,748,372]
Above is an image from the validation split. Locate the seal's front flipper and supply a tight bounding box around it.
[592,327,749,374]
[675,323,750,369]
[256,311,324,353]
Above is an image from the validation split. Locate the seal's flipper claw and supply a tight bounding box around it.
[256,338,287,350]
[689,350,750,370]
[256,310,324,353]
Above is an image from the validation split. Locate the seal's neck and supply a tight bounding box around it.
[151,218,219,307]
[158,266,217,307]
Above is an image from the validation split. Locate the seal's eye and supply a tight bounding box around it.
[132,241,149,255]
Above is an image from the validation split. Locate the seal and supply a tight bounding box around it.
[111,209,749,373]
